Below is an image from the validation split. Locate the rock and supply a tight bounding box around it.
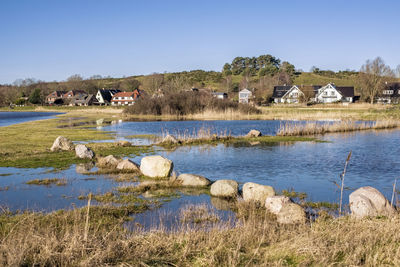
[349,186,396,218]
[242,182,275,205]
[97,155,120,168]
[210,179,238,198]
[265,196,306,224]
[246,129,262,138]
[265,196,291,214]
[116,140,131,147]
[116,159,140,171]
[276,203,306,224]
[140,155,173,178]
[75,144,95,159]
[177,174,211,187]
[50,136,74,151]
[161,134,179,144]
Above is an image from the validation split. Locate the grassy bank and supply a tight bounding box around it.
[1,202,400,266]
[0,113,151,168]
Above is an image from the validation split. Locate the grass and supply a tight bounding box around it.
[26,178,67,186]
[277,120,400,136]
[2,202,400,266]
[158,134,322,148]
[0,113,152,168]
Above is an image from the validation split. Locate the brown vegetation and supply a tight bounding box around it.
[277,120,400,136]
[124,91,260,116]
[1,202,400,266]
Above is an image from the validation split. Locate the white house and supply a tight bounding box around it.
[96,89,121,105]
[273,85,305,103]
[212,92,228,99]
[239,89,252,104]
[315,83,354,103]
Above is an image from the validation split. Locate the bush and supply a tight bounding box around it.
[124,92,260,116]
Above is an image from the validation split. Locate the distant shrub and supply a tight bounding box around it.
[124,92,260,116]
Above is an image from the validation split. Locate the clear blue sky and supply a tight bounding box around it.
[1,0,399,84]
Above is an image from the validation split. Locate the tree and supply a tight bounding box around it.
[142,73,164,95]
[29,88,42,104]
[358,57,395,103]
[120,78,141,91]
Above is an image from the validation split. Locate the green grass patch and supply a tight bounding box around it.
[26,178,67,186]
[125,134,158,139]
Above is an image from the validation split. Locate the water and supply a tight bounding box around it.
[0,118,399,223]
[0,111,62,127]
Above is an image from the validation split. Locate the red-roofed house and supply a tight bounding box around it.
[111,89,141,106]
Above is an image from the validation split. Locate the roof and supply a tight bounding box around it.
[239,89,252,94]
[47,91,66,98]
[212,92,227,95]
[72,94,96,104]
[98,89,121,103]
[272,86,293,98]
[113,92,135,98]
[336,87,354,97]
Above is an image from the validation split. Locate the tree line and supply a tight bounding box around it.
[1,54,399,107]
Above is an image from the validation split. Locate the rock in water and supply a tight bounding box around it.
[246,129,262,138]
[97,155,120,168]
[265,196,306,224]
[75,144,95,159]
[116,140,131,147]
[117,159,140,171]
[177,174,211,187]
[349,186,396,218]
[210,179,238,198]
[140,155,173,178]
[242,182,275,205]
[161,134,179,144]
[50,136,74,151]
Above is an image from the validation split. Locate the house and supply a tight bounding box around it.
[272,85,307,103]
[239,89,253,104]
[315,84,354,103]
[70,94,97,106]
[63,90,87,99]
[111,89,141,106]
[212,92,228,99]
[272,83,355,104]
[46,91,66,104]
[96,89,121,105]
[376,83,400,104]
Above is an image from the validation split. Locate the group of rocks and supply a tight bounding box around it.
[50,135,398,223]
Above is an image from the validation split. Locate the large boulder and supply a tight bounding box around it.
[246,130,262,138]
[117,159,140,171]
[210,179,238,198]
[50,136,74,151]
[177,174,211,187]
[140,155,173,178]
[97,155,120,168]
[265,196,306,224]
[75,144,95,159]
[349,186,396,218]
[242,182,275,205]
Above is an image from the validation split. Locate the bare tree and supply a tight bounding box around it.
[142,73,164,95]
[358,57,395,103]
[396,65,400,78]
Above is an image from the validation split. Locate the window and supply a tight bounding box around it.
[331,91,335,96]
[292,92,298,97]
[383,90,394,95]
[324,91,327,96]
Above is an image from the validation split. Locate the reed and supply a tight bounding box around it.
[277,120,400,136]
[2,203,400,266]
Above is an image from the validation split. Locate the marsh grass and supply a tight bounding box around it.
[277,120,400,136]
[3,202,400,266]
[26,178,67,186]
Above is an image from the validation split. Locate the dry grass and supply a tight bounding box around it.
[277,120,400,136]
[2,202,400,266]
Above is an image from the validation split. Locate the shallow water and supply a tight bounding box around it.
[0,111,62,127]
[0,118,399,226]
